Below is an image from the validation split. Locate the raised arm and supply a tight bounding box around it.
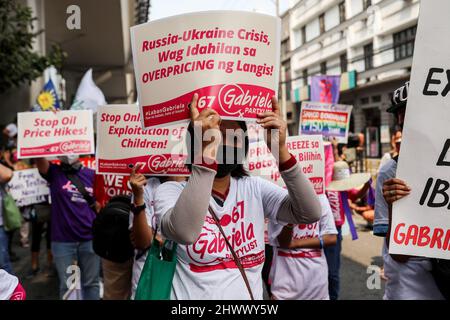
[277,161,322,224]
[157,94,222,245]
[129,164,154,250]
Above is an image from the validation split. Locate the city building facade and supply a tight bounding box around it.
[288,0,419,157]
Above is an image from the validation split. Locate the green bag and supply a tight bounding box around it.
[135,238,178,300]
[1,186,22,232]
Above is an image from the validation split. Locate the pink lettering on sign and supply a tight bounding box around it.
[97,154,189,176]
[20,141,92,158]
[141,84,274,127]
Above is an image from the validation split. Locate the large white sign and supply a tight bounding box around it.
[131,11,280,128]
[246,135,325,194]
[96,105,189,176]
[7,169,49,207]
[17,110,95,158]
[390,0,450,259]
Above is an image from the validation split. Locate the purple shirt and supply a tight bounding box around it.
[44,164,96,242]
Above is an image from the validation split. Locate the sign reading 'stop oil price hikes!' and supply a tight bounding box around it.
[299,102,353,144]
[130,11,281,128]
[17,110,95,159]
[391,0,450,260]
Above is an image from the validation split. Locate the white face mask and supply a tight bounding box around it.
[58,155,80,165]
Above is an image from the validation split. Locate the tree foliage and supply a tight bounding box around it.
[0,0,66,93]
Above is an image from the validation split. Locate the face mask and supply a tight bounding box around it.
[216,164,239,178]
[58,155,80,165]
[215,145,244,178]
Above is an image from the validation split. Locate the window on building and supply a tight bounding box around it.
[339,2,346,23]
[301,26,306,45]
[360,97,370,105]
[293,29,302,48]
[388,93,394,102]
[393,25,417,61]
[281,39,289,57]
[319,13,325,34]
[363,0,372,10]
[364,43,374,70]
[320,61,327,75]
[302,69,308,86]
[372,95,381,103]
[340,53,348,73]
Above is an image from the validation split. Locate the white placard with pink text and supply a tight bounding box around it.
[245,135,325,194]
[96,105,189,176]
[17,110,94,159]
[131,11,281,128]
[390,0,450,259]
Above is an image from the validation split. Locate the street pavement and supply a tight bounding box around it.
[340,215,385,300]
[11,231,59,300]
[10,214,385,300]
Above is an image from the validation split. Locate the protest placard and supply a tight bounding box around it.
[390,0,450,259]
[94,174,132,208]
[299,102,352,144]
[130,11,280,128]
[245,135,325,194]
[96,105,189,175]
[7,168,49,207]
[17,110,94,159]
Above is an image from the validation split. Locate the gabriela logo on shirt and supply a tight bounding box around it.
[187,200,264,272]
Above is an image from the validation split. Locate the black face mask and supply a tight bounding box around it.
[60,161,82,173]
[216,164,239,178]
[215,145,244,178]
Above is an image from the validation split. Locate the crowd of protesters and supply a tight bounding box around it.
[0,82,449,301]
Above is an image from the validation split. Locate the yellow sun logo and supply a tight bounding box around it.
[37,91,56,111]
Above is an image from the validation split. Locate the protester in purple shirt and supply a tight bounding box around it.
[37,155,100,300]
[0,162,14,274]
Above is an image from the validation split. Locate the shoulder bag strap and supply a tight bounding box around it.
[64,172,96,212]
[207,205,255,300]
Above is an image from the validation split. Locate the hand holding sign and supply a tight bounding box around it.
[189,93,222,163]
[383,178,411,204]
[130,11,280,128]
[130,163,147,206]
[256,97,290,163]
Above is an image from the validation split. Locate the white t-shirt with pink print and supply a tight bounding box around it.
[154,176,289,300]
[268,194,337,300]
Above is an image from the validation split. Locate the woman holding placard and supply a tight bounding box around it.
[151,94,321,300]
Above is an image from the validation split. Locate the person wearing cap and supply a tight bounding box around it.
[324,160,372,300]
[373,82,444,300]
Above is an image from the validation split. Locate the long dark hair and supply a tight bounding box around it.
[185,120,249,179]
